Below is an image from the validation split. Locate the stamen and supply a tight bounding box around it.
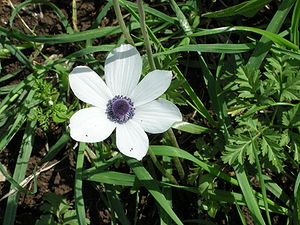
[106,95,135,124]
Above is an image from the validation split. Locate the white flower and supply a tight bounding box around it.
[69,44,182,160]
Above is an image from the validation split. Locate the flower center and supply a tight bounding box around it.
[106,95,135,124]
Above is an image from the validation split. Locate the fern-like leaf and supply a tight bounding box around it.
[223,135,255,165]
[261,129,284,172]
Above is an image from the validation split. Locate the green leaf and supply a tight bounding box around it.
[3,121,36,225]
[83,170,136,186]
[246,0,296,70]
[293,171,300,223]
[235,66,261,98]
[153,43,255,55]
[222,135,255,165]
[282,104,300,127]
[261,130,284,172]
[281,71,300,101]
[202,0,272,18]
[291,0,300,45]
[190,26,298,50]
[35,214,56,225]
[289,131,300,163]
[172,121,211,134]
[74,143,88,225]
[63,210,82,225]
[234,165,266,225]
[126,158,184,225]
[0,25,138,44]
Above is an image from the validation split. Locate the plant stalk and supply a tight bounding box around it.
[72,0,79,32]
[165,129,185,180]
[137,0,185,181]
[112,0,134,45]
[136,0,156,70]
[148,148,178,185]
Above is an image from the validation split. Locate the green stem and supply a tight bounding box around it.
[136,0,185,181]
[165,129,185,181]
[148,148,178,185]
[112,0,134,45]
[252,138,272,225]
[72,0,79,32]
[136,0,156,70]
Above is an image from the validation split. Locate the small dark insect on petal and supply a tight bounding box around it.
[130,148,133,151]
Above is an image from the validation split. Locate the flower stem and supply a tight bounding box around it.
[112,0,134,45]
[165,128,185,181]
[72,0,79,32]
[137,0,185,181]
[136,0,156,70]
[148,148,178,185]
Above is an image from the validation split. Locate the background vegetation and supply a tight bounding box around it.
[0,0,300,224]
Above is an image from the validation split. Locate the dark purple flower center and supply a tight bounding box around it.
[106,95,135,124]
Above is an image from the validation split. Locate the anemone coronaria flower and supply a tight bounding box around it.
[69,44,182,160]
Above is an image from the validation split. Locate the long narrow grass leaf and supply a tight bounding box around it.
[3,120,36,225]
[150,145,238,186]
[234,165,266,225]
[75,143,87,225]
[126,158,183,225]
[246,0,296,70]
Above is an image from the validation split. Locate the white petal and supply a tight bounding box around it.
[69,107,116,142]
[105,44,142,96]
[133,98,182,134]
[131,70,172,107]
[116,120,149,160]
[69,66,112,109]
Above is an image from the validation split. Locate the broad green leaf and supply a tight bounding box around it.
[172,121,210,134]
[280,71,300,101]
[282,104,300,127]
[222,135,254,165]
[261,130,284,172]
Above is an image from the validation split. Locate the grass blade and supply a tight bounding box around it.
[3,120,36,225]
[293,171,300,224]
[291,0,300,45]
[190,26,298,50]
[150,145,238,186]
[246,0,296,70]
[153,43,255,55]
[74,143,87,225]
[105,184,130,225]
[172,121,211,134]
[126,157,183,225]
[202,0,271,18]
[234,165,266,225]
[0,25,138,44]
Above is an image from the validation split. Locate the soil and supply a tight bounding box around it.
[0,0,291,225]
